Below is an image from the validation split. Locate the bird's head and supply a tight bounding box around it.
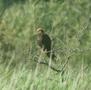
[37,28,44,35]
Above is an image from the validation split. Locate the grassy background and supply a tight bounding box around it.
[0,0,91,90]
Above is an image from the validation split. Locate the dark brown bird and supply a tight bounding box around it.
[37,28,56,59]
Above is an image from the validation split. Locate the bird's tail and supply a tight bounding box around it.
[52,53,56,59]
[47,52,56,62]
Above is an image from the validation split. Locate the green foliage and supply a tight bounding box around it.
[0,0,91,90]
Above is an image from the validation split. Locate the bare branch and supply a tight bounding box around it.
[34,57,69,73]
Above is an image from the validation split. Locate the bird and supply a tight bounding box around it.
[36,28,56,60]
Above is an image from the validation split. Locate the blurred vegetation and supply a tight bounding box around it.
[0,0,91,90]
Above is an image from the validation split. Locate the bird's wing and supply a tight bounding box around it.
[42,34,51,51]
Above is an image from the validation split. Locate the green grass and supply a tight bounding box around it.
[0,0,91,90]
[0,61,90,90]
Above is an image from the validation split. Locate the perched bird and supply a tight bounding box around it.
[37,28,56,59]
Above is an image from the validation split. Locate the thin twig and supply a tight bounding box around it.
[34,57,69,73]
[44,47,91,54]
